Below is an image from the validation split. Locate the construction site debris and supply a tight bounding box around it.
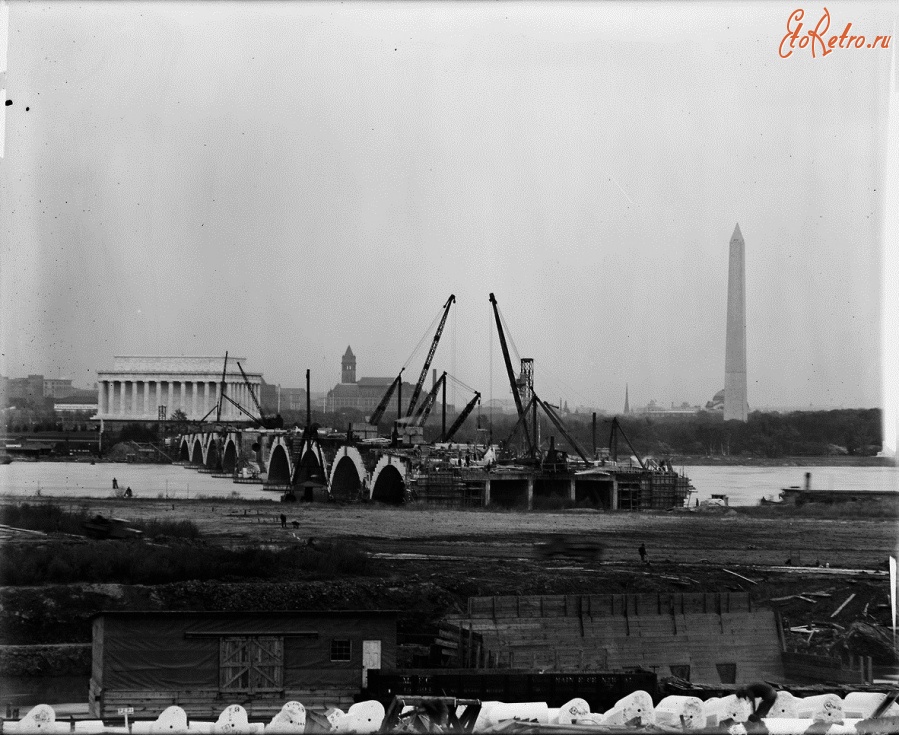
[722,568,759,585]
[831,593,857,618]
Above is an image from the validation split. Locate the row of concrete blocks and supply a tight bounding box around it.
[3,691,899,734]
[472,690,899,732]
[0,701,378,735]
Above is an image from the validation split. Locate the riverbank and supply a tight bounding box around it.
[674,455,894,467]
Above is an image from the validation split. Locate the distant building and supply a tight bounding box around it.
[483,398,516,414]
[705,389,725,412]
[634,399,701,418]
[95,356,263,422]
[1,374,76,404]
[324,346,419,416]
[259,380,307,415]
[54,390,99,414]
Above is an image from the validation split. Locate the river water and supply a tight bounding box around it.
[0,461,896,506]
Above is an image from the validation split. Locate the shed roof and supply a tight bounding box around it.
[93,609,399,621]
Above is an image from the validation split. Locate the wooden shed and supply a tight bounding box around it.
[89,610,397,719]
[444,593,785,685]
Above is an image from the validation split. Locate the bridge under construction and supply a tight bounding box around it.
[172,293,694,511]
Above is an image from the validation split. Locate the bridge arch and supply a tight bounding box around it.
[190,438,204,466]
[329,446,367,501]
[370,455,408,504]
[205,437,221,470]
[179,437,191,462]
[292,441,329,484]
[222,438,239,474]
[268,444,292,486]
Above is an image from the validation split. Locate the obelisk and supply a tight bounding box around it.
[724,224,748,421]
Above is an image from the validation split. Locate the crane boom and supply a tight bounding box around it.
[413,371,446,427]
[489,293,533,456]
[489,294,525,420]
[535,394,591,464]
[369,370,404,426]
[611,417,646,469]
[442,391,480,443]
[406,295,455,417]
[237,362,265,425]
[215,352,229,423]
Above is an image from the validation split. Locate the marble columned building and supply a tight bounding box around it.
[94,356,263,422]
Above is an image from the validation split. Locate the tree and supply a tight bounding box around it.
[170,409,189,435]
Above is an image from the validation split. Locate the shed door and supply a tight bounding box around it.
[219,636,283,693]
[361,640,381,687]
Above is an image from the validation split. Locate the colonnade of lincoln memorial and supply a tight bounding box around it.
[94,356,263,422]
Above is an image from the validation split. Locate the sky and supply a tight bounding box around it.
[0,0,896,413]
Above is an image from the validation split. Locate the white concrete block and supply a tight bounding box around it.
[653,695,705,730]
[768,691,800,719]
[703,694,752,726]
[601,690,654,727]
[794,694,843,722]
[149,706,189,734]
[553,698,591,725]
[842,692,899,719]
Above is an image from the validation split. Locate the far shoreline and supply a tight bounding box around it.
[674,455,894,468]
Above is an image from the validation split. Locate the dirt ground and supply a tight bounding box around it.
[32,496,896,570]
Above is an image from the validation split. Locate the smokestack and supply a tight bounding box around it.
[432,368,436,388]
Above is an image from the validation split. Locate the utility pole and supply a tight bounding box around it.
[305,369,311,428]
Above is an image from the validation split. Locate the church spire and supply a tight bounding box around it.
[624,384,630,414]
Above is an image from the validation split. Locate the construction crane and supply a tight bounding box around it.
[368,369,404,426]
[238,362,266,428]
[405,295,455,417]
[489,293,535,457]
[411,371,446,428]
[535,395,590,464]
[215,352,229,423]
[608,416,646,469]
[442,391,481,443]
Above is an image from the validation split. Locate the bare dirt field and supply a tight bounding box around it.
[26,495,895,570]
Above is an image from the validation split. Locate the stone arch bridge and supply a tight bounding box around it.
[176,429,412,503]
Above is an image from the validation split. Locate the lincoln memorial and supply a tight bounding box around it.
[94,356,263,422]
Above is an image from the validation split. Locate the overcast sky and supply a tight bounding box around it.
[1,1,895,412]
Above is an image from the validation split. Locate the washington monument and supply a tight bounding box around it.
[724,223,748,422]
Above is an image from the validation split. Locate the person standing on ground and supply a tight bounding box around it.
[280,513,287,529]
[639,543,647,563]
[112,478,118,489]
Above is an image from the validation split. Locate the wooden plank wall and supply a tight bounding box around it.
[781,652,870,686]
[445,594,781,684]
[465,593,750,619]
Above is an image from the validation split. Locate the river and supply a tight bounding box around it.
[0,461,896,506]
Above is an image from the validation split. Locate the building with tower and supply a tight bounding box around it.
[325,347,416,416]
[724,224,749,421]
[341,346,356,384]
